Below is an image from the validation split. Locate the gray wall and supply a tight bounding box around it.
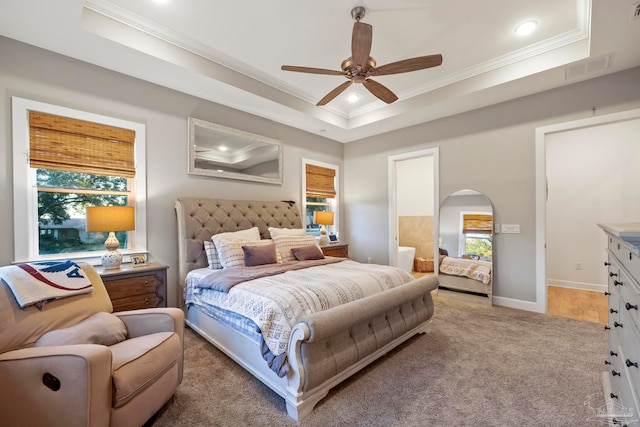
[0,37,343,306]
[344,67,640,303]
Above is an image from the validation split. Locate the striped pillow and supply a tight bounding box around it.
[204,240,221,269]
[271,235,319,263]
[217,239,279,268]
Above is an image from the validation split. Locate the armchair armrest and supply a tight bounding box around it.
[115,307,185,384]
[0,345,112,427]
[114,308,184,338]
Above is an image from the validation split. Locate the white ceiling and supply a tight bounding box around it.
[1,0,639,142]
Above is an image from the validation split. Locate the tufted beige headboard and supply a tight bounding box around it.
[174,198,303,296]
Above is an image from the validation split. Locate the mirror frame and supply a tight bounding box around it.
[187,117,283,185]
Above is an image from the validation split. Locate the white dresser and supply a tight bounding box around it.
[599,223,640,427]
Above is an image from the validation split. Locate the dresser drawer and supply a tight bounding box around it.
[111,293,163,312]
[320,244,349,258]
[609,235,640,285]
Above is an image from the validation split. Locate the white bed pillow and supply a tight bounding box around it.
[271,234,320,263]
[216,239,277,268]
[268,227,306,239]
[212,227,261,266]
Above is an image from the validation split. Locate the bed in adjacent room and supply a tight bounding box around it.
[175,198,438,421]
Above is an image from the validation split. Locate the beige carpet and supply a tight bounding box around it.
[149,295,607,427]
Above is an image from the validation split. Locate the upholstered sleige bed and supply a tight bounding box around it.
[438,256,492,300]
[175,198,438,421]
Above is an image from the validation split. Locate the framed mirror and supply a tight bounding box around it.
[188,117,283,185]
[438,189,493,303]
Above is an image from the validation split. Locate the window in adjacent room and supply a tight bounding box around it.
[461,213,493,260]
[303,160,339,239]
[12,97,147,263]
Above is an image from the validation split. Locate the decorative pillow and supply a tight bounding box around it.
[212,227,261,266]
[291,245,325,261]
[268,227,306,239]
[34,312,128,347]
[204,240,221,269]
[243,243,278,267]
[217,239,277,268]
[271,235,319,263]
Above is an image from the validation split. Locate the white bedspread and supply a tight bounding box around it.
[185,260,413,356]
[439,256,492,285]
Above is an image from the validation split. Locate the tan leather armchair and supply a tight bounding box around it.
[0,262,184,427]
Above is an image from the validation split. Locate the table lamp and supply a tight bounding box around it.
[314,211,334,246]
[86,206,135,270]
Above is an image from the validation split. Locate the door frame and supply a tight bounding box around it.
[535,108,640,313]
[388,147,439,268]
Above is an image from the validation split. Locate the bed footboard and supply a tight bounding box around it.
[284,274,438,420]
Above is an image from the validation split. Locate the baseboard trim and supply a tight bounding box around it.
[492,296,544,313]
[547,280,607,293]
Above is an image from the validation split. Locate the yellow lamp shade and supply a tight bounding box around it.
[86,206,135,232]
[313,211,334,226]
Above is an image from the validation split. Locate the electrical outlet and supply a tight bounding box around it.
[494,223,500,233]
[367,256,373,264]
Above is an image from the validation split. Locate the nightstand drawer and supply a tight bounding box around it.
[104,274,162,300]
[321,243,349,258]
[98,262,168,312]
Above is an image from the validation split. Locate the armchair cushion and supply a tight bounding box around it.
[110,332,181,408]
[35,312,127,347]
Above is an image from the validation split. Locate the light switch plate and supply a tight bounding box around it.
[501,224,520,233]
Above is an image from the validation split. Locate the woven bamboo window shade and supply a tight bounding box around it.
[29,111,136,178]
[463,214,493,234]
[306,164,336,198]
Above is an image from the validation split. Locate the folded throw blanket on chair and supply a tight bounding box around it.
[0,260,93,309]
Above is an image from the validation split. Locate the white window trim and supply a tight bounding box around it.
[301,158,339,238]
[11,96,147,264]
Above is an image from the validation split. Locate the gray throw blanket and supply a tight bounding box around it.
[196,257,345,293]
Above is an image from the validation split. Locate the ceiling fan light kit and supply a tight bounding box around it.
[281,6,443,106]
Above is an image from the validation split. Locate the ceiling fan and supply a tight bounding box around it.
[281,6,443,106]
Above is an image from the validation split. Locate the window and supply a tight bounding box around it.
[462,213,492,260]
[12,97,147,263]
[302,160,339,238]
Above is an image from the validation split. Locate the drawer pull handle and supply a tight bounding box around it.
[144,281,149,286]
[614,321,623,328]
[626,302,638,311]
[612,370,621,376]
[144,298,149,303]
[614,280,623,286]
[610,392,619,399]
[604,262,611,266]
[610,308,618,314]
[604,326,610,330]
[605,360,611,365]
[611,351,618,357]
[626,359,638,368]
[610,272,618,277]
[604,291,610,296]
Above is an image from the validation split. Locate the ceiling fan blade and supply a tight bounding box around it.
[362,79,398,104]
[352,22,373,68]
[372,54,443,76]
[281,65,344,76]
[317,81,353,106]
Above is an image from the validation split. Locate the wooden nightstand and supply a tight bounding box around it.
[320,243,349,258]
[98,262,168,312]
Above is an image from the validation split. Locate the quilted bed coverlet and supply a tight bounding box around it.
[185,260,414,357]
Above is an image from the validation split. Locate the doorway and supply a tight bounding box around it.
[535,108,640,314]
[388,148,439,269]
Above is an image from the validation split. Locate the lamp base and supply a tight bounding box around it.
[101,250,123,270]
[319,225,329,246]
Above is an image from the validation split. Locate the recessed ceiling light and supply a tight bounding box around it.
[152,0,170,4]
[347,94,360,103]
[515,20,537,36]
[219,146,228,151]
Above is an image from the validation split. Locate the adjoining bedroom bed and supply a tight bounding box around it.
[438,255,492,301]
[175,198,438,421]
